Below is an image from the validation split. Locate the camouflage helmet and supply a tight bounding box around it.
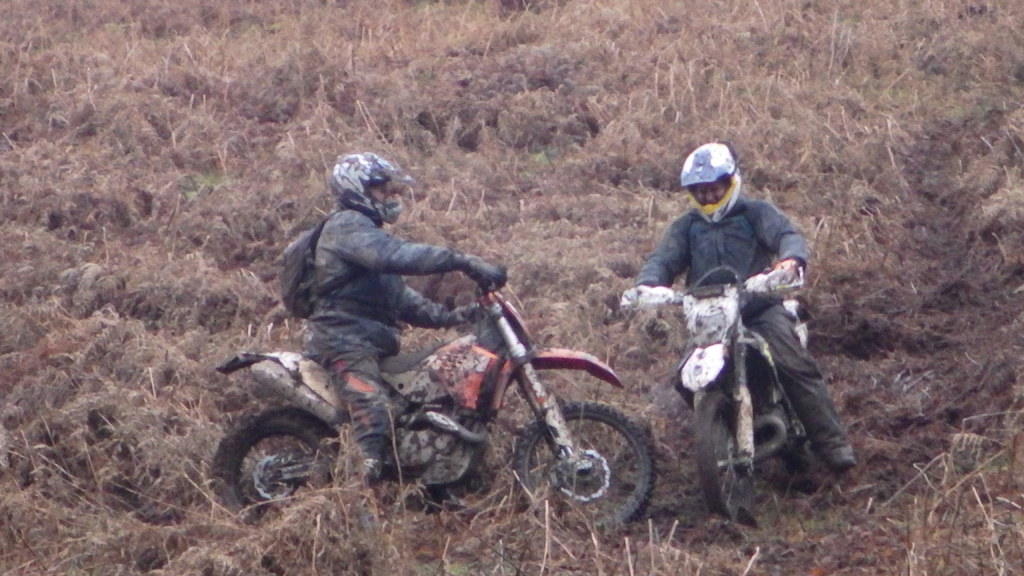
[330,153,415,224]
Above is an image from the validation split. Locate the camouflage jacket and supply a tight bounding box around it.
[303,208,467,362]
[636,196,809,288]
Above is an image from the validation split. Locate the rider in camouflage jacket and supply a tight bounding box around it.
[304,153,506,483]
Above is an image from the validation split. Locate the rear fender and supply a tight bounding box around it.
[216,352,303,374]
[532,348,623,388]
[217,352,343,422]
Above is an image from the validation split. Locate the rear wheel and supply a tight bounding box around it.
[211,407,337,514]
[694,390,757,526]
[512,401,656,528]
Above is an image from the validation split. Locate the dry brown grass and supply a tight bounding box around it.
[2,0,1024,574]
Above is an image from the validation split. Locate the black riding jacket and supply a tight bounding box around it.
[636,197,809,288]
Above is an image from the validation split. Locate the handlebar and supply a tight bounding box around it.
[742,266,804,294]
[619,285,683,309]
[620,266,804,311]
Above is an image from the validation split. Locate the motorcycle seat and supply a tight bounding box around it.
[380,339,454,374]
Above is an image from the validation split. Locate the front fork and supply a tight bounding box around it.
[518,363,579,459]
[731,338,756,471]
[694,339,755,473]
[488,305,579,461]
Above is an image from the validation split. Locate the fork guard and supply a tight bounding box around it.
[679,343,727,393]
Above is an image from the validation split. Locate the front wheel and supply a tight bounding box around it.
[694,390,757,526]
[512,401,656,528]
[211,407,337,514]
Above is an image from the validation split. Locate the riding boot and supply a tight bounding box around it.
[359,433,389,486]
[779,372,856,473]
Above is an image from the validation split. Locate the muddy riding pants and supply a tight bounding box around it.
[327,355,393,457]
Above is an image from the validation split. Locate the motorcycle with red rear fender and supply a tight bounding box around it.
[212,287,655,527]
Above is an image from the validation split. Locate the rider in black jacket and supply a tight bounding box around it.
[630,142,856,473]
[305,153,506,484]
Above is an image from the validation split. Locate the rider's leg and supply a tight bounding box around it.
[746,305,856,473]
[329,355,393,484]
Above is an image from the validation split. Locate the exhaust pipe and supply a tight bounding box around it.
[753,411,787,462]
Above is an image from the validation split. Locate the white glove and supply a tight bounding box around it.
[744,262,804,293]
[620,287,641,309]
[620,285,676,309]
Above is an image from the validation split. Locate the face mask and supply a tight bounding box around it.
[379,199,404,224]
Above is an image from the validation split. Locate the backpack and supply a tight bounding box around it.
[279,219,327,318]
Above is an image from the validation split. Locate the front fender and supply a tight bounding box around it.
[531,348,623,388]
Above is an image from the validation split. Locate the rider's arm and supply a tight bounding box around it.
[750,203,809,269]
[635,215,693,287]
[395,285,465,328]
[320,212,468,276]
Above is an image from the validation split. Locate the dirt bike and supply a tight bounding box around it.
[621,265,809,527]
[212,287,656,527]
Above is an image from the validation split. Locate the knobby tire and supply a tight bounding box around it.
[211,407,337,515]
[694,389,757,526]
[512,400,656,528]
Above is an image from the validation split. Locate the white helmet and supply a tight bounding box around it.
[330,153,414,224]
[680,142,742,223]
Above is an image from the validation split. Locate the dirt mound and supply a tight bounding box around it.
[1,0,1022,574]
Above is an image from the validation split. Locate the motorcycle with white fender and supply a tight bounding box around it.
[212,285,656,527]
[621,264,809,526]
